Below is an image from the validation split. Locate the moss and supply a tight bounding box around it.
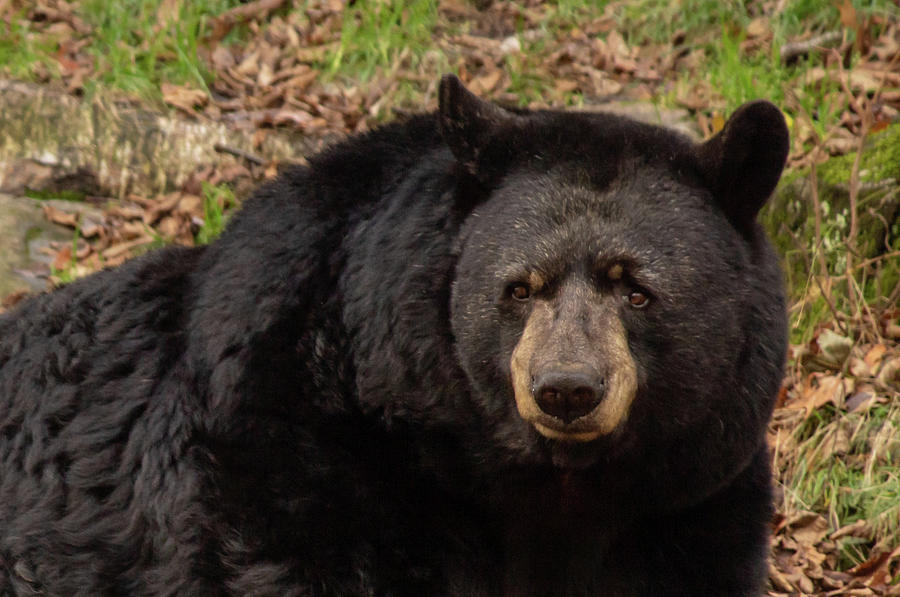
[762,124,900,299]
[819,125,900,188]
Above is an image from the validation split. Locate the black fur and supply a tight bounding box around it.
[0,76,788,596]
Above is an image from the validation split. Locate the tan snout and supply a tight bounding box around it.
[510,301,637,442]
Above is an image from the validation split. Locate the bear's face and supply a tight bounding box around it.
[451,167,752,468]
[439,75,788,473]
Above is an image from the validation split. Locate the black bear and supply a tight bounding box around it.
[0,75,789,596]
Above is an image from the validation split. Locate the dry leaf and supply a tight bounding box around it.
[746,17,770,38]
[711,113,726,134]
[469,69,503,95]
[818,329,854,368]
[787,512,831,545]
[839,0,859,31]
[845,390,876,412]
[176,194,204,218]
[161,83,208,114]
[51,245,72,271]
[143,192,183,225]
[876,356,900,388]
[865,344,888,371]
[155,0,181,27]
[42,204,79,228]
[799,374,846,415]
[831,519,872,541]
[211,45,236,70]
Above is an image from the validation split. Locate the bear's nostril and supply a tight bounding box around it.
[534,372,605,424]
[539,388,564,408]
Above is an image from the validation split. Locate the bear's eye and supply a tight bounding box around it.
[509,284,531,301]
[626,291,650,308]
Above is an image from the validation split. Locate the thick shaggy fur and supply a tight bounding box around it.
[0,76,788,596]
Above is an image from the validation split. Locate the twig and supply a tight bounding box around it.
[845,121,866,316]
[847,271,882,344]
[208,0,287,43]
[828,47,887,322]
[780,32,843,64]
[213,143,266,166]
[851,250,900,274]
[807,149,847,332]
[217,0,285,25]
[789,95,849,334]
[812,268,847,334]
[886,277,900,310]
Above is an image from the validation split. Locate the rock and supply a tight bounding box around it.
[0,79,315,199]
[0,193,96,297]
[578,101,700,139]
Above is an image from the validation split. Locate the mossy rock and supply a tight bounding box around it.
[762,124,900,296]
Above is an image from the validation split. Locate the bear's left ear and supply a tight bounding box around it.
[438,74,517,176]
[695,100,789,230]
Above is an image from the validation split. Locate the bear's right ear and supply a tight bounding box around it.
[695,100,789,232]
[438,74,516,177]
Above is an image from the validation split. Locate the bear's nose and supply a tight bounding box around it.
[533,370,606,424]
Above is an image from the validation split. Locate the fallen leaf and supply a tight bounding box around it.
[849,357,871,378]
[211,45,236,70]
[839,0,859,31]
[818,329,854,367]
[787,511,831,546]
[876,356,900,388]
[156,216,181,239]
[711,112,725,134]
[746,17,770,38]
[101,236,154,260]
[800,329,854,372]
[155,0,181,27]
[1,290,30,310]
[42,204,79,228]
[51,245,73,271]
[175,194,203,218]
[143,192,183,225]
[830,519,871,541]
[469,69,503,95]
[799,374,846,415]
[161,83,208,114]
[863,344,887,371]
[845,390,876,412]
[848,546,900,578]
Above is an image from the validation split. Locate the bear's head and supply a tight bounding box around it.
[441,75,788,490]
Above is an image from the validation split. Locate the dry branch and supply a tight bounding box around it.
[780,32,843,64]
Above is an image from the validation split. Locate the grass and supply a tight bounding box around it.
[196,182,235,245]
[780,402,900,567]
[2,1,246,100]
[554,0,599,22]
[614,0,747,46]
[326,0,439,81]
[24,188,87,202]
[79,0,244,99]
[612,0,894,127]
[0,0,245,100]
[0,10,60,81]
[49,225,83,285]
[705,29,785,112]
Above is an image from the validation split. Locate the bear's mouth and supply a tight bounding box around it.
[510,362,638,443]
[531,419,602,443]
